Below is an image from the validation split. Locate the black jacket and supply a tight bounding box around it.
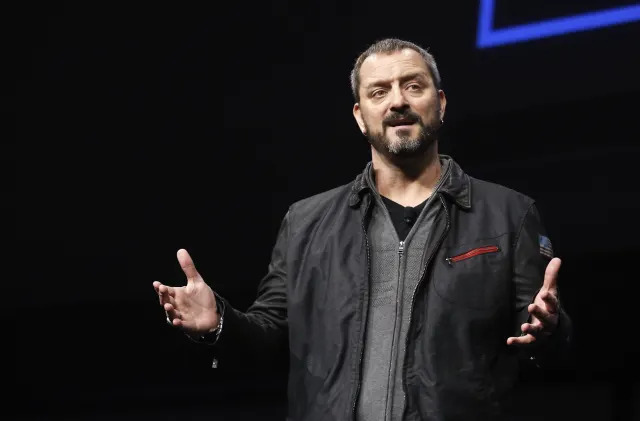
[216,156,572,420]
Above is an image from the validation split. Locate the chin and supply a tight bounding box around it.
[392,126,419,138]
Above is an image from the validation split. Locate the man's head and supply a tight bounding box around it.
[351,38,446,159]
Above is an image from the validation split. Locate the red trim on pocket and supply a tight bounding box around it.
[446,245,499,265]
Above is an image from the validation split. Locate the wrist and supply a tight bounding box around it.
[187,294,225,345]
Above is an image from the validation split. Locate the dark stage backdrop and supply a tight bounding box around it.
[10,1,640,420]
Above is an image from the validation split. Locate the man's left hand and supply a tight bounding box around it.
[507,257,561,346]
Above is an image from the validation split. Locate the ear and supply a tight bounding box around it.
[353,103,366,135]
[437,90,447,121]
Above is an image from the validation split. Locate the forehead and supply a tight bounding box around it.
[360,49,430,85]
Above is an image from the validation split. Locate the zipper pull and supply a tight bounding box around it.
[398,241,404,256]
[446,257,453,266]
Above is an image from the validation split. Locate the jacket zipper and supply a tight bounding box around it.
[383,240,404,419]
[351,198,372,420]
[401,194,450,419]
[445,245,499,266]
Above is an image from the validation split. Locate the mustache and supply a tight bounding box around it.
[382,110,421,126]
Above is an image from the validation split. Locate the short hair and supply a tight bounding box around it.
[350,38,442,102]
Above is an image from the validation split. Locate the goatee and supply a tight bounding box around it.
[365,117,440,158]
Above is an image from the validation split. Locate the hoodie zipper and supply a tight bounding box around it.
[445,245,499,266]
[351,198,372,420]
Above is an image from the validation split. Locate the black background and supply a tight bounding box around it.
[9,1,640,420]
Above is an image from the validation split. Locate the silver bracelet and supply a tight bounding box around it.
[198,313,224,345]
[186,301,225,345]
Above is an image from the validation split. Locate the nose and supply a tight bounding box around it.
[388,85,408,111]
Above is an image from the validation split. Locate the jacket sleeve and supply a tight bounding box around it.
[205,209,290,367]
[512,203,572,368]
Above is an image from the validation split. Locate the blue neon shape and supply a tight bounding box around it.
[477,0,640,48]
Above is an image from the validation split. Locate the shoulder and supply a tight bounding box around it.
[289,182,353,218]
[469,176,535,210]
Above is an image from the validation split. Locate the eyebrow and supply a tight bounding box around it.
[365,72,429,89]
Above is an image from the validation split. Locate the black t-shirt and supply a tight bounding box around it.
[380,195,429,241]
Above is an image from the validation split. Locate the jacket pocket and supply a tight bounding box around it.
[433,235,510,310]
[446,245,499,265]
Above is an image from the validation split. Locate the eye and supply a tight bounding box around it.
[407,83,422,91]
[371,90,387,98]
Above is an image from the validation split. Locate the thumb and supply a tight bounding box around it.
[543,257,562,291]
[177,249,201,282]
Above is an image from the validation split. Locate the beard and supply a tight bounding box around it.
[364,111,440,158]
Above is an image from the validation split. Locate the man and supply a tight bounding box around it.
[153,38,572,420]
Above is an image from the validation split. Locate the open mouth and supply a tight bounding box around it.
[387,119,416,128]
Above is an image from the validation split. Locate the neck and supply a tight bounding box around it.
[371,142,441,207]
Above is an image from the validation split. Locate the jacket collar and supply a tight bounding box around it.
[348,155,471,210]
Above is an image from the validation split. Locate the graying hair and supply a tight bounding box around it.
[350,38,442,102]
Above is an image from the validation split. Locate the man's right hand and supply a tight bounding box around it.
[153,249,220,334]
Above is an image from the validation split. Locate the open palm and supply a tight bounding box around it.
[153,249,219,334]
[507,257,561,346]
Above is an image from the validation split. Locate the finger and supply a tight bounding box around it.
[159,293,178,308]
[521,322,543,336]
[158,284,176,298]
[506,334,536,346]
[156,283,180,309]
[158,284,176,297]
[168,311,193,329]
[528,303,554,326]
[158,284,175,306]
[540,290,559,313]
[164,303,180,321]
[177,249,200,282]
[154,281,166,305]
[154,281,163,304]
[543,257,562,291]
[165,303,184,320]
[173,309,182,320]
[164,304,182,320]
[162,302,182,319]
